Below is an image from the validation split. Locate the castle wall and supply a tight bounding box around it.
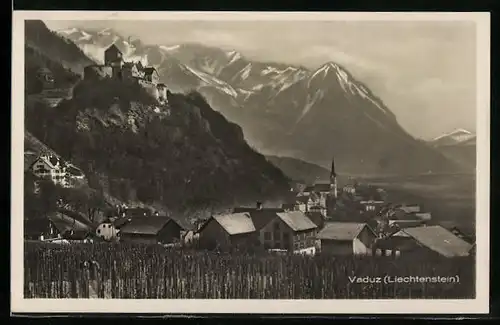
[139,79,159,98]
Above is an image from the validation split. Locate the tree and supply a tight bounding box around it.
[59,188,107,224]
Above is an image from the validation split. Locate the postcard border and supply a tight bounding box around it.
[11,10,491,314]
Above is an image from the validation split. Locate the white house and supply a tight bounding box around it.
[30,154,70,188]
[96,222,119,241]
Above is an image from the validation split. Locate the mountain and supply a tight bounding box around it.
[56,26,461,176]
[265,155,331,184]
[429,129,476,170]
[25,20,94,74]
[25,21,291,216]
[429,129,476,147]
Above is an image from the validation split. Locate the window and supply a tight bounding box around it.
[264,232,271,240]
[274,223,280,231]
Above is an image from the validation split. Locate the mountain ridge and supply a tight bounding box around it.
[55,25,462,176]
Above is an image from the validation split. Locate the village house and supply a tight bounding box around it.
[373,225,473,258]
[258,211,318,253]
[83,44,168,104]
[95,221,119,241]
[316,222,377,256]
[198,212,258,250]
[295,195,311,212]
[359,200,385,213]
[29,154,70,188]
[28,153,86,189]
[198,209,318,254]
[309,205,327,216]
[342,184,356,195]
[118,216,188,245]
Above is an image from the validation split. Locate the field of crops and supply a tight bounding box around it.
[24,242,475,299]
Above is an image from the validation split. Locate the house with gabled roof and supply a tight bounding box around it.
[317,222,377,255]
[258,211,318,253]
[198,212,258,249]
[375,225,473,258]
[29,153,69,188]
[197,210,318,253]
[118,216,188,245]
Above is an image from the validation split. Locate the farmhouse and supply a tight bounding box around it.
[118,216,187,245]
[198,212,257,250]
[257,211,318,253]
[374,225,473,258]
[317,222,377,256]
[198,210,318,253]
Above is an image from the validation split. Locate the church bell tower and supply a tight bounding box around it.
[327,156,338,216]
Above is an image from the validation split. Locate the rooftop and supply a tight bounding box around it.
[317,222,368,241]
[393,225,473,257]
[212,213,256,235]
[119,216,173,235]
[276,211,318,232]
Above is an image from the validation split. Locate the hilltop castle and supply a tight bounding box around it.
[83,44,168,104]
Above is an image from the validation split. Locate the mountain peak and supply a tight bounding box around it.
[432,128,473,142]
[430,128,476,147]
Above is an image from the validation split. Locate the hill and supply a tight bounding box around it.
[265,155,331,184]
[25,20,291,218]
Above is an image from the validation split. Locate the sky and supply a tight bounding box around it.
[45,19,477,140]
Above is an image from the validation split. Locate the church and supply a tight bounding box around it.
[293,156,338,217]
[83,44,168,104]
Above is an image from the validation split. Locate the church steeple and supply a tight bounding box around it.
[330,156,337,199]
[327,155,338,217]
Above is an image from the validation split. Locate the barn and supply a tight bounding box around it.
[197,212,258,250]
[118,216,186,245]
[317,222,377,255]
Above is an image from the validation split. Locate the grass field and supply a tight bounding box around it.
[361,173,476,234]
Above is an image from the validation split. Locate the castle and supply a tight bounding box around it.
[83,44,168,104]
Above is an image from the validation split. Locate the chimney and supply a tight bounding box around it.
[256,201,263,210]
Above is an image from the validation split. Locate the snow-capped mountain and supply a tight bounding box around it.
[430,129,477,147]
[56,26,461,175]
[428,129,476,170]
